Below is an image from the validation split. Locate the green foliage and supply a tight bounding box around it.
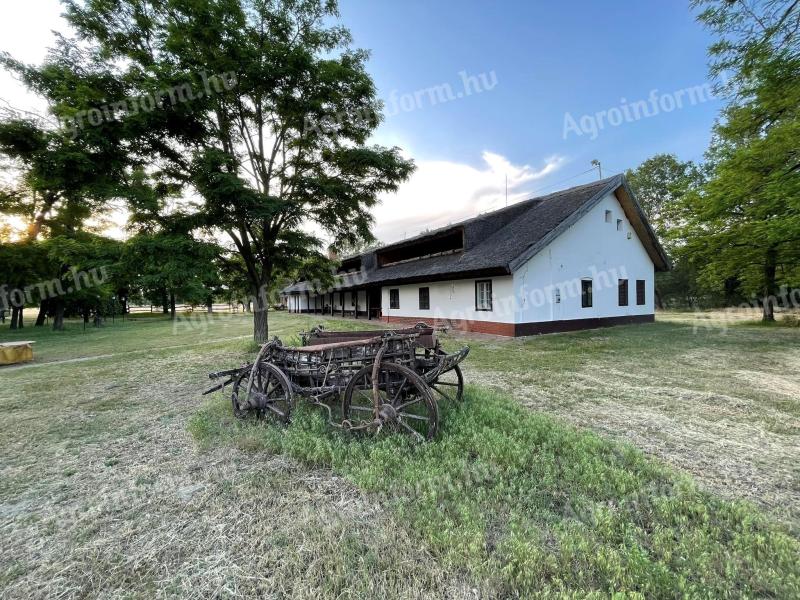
[190,386,800,597]
[679,1,800,318]
[691,0,800,89]
[0,240,47,296]
[121,230,221,312]
[626,155,708,308]
[625,154,706,248]
[53,0,415,341]
[0,113,129,240]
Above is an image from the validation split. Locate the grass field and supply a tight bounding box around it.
[1,310,799,597]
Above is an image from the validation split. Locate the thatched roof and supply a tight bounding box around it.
[282,174,669,294]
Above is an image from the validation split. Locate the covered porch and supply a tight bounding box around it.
[285,286,382,320]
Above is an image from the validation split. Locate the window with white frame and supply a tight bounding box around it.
[617,219,623,231]
[389,289,399,309]
[605,210,612,223]
[554,287,561,304]
[475,280,492,311]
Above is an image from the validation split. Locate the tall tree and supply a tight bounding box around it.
[626,154,706,246]
[683,0,800,320]
[0,114,127,241]
[40,233,121,329]
[47,0,414,342]
[122,230,221,319]
[626,154,707,308]
[0,241,47,329]
[0,91,135,328]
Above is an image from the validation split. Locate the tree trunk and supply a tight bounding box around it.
[10,307,20,329]
[162,288,170,314]
[170,291,176,319]
[53,302,65,331]
[0,309,5,323]
[35,299,49,326]
[253,286,269,343]
[207,296,213,314]
[762,246,777,322]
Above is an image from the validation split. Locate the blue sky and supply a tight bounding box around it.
[340,1,719,169]
[0,1,722,243]
[330,0,723,241]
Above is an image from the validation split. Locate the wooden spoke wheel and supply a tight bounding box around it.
[429,362,464,404]
[342,361,439,441]
[231,362,293,424]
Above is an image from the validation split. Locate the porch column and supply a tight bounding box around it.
[354,290,358,319]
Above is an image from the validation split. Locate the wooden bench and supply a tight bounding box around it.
[0,341,35,366]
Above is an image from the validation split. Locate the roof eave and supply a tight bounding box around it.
[616,177,672,271]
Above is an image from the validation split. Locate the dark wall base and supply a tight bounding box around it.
[301,312,656,337]
[383,315,515,336]
[514,314,654,336]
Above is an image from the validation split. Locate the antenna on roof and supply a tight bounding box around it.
[505,174,508,207]
[591,159,602,179]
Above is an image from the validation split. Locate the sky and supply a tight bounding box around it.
[0,0,722,244]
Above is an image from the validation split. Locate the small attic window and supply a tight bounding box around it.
[605,210,612,223]
[617,219,623,231]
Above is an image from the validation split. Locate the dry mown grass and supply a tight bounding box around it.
[0,316,472,598]
[2,310,799,597]
[452,310,800,534]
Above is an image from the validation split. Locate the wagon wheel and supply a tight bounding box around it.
[231,362,293,424]
[429,362,464,403]
[342,362,439,441]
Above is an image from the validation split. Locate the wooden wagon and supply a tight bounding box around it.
[205,323,469,440]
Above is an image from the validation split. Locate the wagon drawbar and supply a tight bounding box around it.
[204,323,469,441]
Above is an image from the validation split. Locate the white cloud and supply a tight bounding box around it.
[371,151,565,244]
[0,1,66,119]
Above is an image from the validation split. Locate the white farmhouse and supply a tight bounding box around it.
[281,174,670,336]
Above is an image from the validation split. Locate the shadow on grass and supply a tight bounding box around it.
[189,385,800,597]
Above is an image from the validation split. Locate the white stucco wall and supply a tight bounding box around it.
[512,191,655,323]
[288,191,655,324]
[381,276,516,323]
